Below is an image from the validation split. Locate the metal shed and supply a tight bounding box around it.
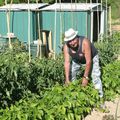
[0,3,48,43]
[40,3,107,54]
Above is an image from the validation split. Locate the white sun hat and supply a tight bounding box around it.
[64,28,78,42]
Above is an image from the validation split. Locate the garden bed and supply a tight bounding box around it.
[0,32,120,119]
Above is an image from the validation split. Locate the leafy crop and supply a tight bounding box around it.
[0,50,64,108]
[0,60,120,119]
[94,32,120,66]
[0,32,120,119]
[28,54,64,95]
[0,81,100,120]
[0,50,30,108]
[102,61,120,100]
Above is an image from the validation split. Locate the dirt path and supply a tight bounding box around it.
[112,25,120,31]
[84,97,120,120]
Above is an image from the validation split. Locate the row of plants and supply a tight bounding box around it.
[0,82,100,120]
[0,49,64,108]
[94,32,120,66]
[0,32,120,119]
[0,60,120,119]
[102,61,120,100]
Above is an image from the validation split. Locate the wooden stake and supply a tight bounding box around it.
[49,31,52,52]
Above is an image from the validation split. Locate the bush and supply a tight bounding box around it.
[28,54,64,95]
[0,81,100,120]
[0,50,65,108]
[102,61,120,100]
[0,50,31,108]
[94,32,120,66]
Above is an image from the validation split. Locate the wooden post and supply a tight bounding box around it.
[42,32,47,45]
[109,6,112,36]
[48,31,52,52]
[106,0,108,38]
[90,12,93,43]
[27,0,31,62]
[5,0,12,49]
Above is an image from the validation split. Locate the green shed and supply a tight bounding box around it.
[40,3,107,54]
[0,3,48,43]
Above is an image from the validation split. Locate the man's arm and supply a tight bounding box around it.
[63,44,70,84]
[82,38,92,86]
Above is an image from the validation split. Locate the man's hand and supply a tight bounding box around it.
[65,80,70,86]
[82,77,88,86]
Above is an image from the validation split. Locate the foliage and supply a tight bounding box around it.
[0,50,30,108]
[106,0,120,19]
[0,0,4,6]
[0,48,64,108]
[0,59,120,119]
[28,54,64,95]
[102,61,120,100]
[0,32,120,118]
[0,81,100,120]
[94,32,120,66]
[111,32,120,55]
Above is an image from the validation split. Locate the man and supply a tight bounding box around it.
[63,28,103,98]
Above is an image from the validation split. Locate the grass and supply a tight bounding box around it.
[111,19,120,25]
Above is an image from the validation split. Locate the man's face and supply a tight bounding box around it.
[67,37,78,48]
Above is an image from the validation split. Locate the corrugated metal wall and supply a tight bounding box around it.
[41,11,89,53]
[0,11,38,43]
[0,11,7,35]
[0,4,107,54]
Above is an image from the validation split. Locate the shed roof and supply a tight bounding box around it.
[41,3,102,11]
[0,3,48,11]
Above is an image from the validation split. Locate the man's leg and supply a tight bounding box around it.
[91,55,110,112]
[91,55,103,98]
[70,61,81,81]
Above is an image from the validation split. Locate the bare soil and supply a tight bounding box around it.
[111,25,120,31]
[84,97,120,120]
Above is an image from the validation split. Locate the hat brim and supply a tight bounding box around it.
[64,31,78,42]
